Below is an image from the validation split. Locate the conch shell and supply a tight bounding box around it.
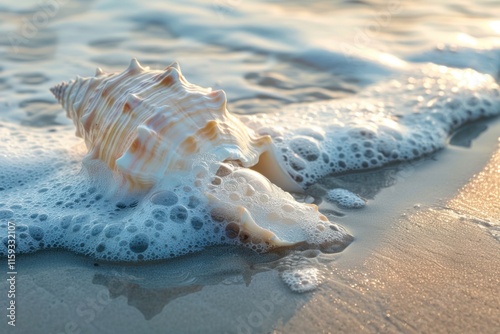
[51,59,300,192]
[50,59,351,253]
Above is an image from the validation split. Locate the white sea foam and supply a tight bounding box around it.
[0,61,499,263]
[0,124,350,261]
[326,189,366,209]
[244,63,500,187]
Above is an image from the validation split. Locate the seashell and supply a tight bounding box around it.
[50,59,351,253]
[50,59,301,193]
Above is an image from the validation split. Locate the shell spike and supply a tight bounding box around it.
[208,89,227,112]
[165,61,181,72]
[136,124,156,141]
[157,65,181,86]
[125,93,143,109]
[127,58,144,73]
[95,67,105,76]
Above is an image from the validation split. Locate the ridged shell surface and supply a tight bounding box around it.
[51,59,293,191]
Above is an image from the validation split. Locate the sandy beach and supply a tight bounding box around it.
[1,122,498,334]
[280,142,500,334]
[1,1,500,333]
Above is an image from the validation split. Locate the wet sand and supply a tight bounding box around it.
[280,145,500,333]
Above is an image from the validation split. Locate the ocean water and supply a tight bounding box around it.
[0,0,499,333]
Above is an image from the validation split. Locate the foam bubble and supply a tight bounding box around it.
[0,210,14,219]
[326,188,366,209]
[280,267,322,293]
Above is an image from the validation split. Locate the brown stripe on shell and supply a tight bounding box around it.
[123,102,132,113]
[179,136,198,154]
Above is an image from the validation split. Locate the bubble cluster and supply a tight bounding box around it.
[326,188,366,209]
[280,267,322,293]
[246,63,500,187]
[0,163,225,261]
[0,124,226,261]
[0,125,350,261]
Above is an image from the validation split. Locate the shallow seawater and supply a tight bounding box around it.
[0,0,500,333]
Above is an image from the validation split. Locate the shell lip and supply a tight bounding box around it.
[251,147,303,193]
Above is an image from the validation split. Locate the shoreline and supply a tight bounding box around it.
[280,143,500,333]
[1,121,499,334]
